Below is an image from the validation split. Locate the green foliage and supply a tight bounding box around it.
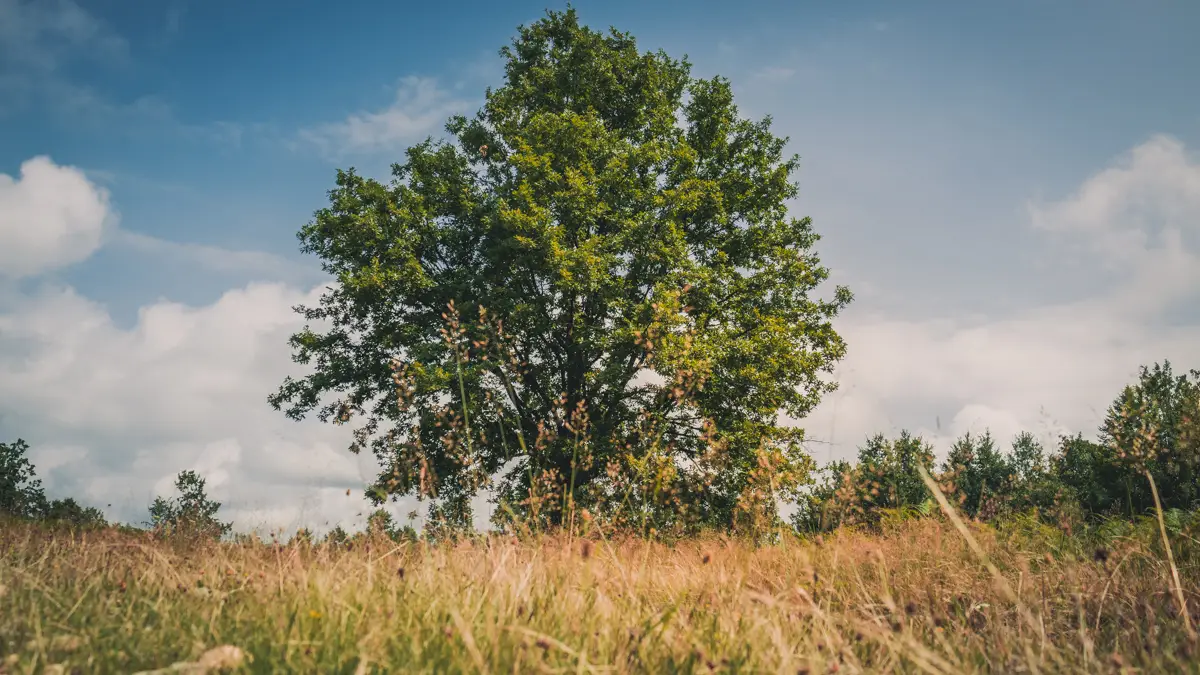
[789,459,851,532]
[43,498,107,529]
[148,470,232,540]
[1100,361,1200,512]
[1050,433,1126,516]
[798,360,1200,536]
[812,431,937,530]
[803,428,1071,533]
[323,525,349,547]
[270,8,850,531]
[860,431,936,510]
[0,439,46,519]
[1049,362,1200,519]
[1,439,108,529]
[941,431,1013,519]
[940,431,1065,520]
[366,508,420,542]
[1005,431,1061,513]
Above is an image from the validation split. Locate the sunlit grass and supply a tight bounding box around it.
[2,513,1198,673]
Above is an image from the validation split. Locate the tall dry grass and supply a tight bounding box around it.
[3,512,1198,674]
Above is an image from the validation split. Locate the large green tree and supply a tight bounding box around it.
[270,9,851,529]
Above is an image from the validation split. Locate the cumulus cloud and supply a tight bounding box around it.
[297,76,472,160]
[0,281,408,534]
[1030,135,1200,246]
[799,135,1200,465]
[0,153,403,535]
[0,156,310,285]
[1029,134,1200,311]
[0,155,112,278]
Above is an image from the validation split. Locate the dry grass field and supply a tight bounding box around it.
[3,511,1199,674]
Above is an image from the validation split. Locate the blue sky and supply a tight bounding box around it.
[2,0,1199,532]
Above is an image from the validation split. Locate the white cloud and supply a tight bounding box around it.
[0,154,383,533]
[0,280,408,535]
[0,155,113,278]
[297,76,473,160]
[1030,136,1200,238]
[1029,134,1200,273]
[798,135,1200,464]
[0,155,311,284]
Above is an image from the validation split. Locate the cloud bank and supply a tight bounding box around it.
[0,281,388,534]
[0,158,402,534]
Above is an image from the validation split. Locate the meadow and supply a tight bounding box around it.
[3,9,1198,674]
[3,507,1199,674]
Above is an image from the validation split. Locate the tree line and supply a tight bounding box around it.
[3,359,1196,542]
[795,361,1200,533]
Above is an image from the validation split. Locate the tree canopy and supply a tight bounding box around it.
[0,439,46,519]
[1075,361,1200,515]
[270,8,851,531]
[793,359,1200,535]
[1,438,106,528]
[148,470,232,540]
